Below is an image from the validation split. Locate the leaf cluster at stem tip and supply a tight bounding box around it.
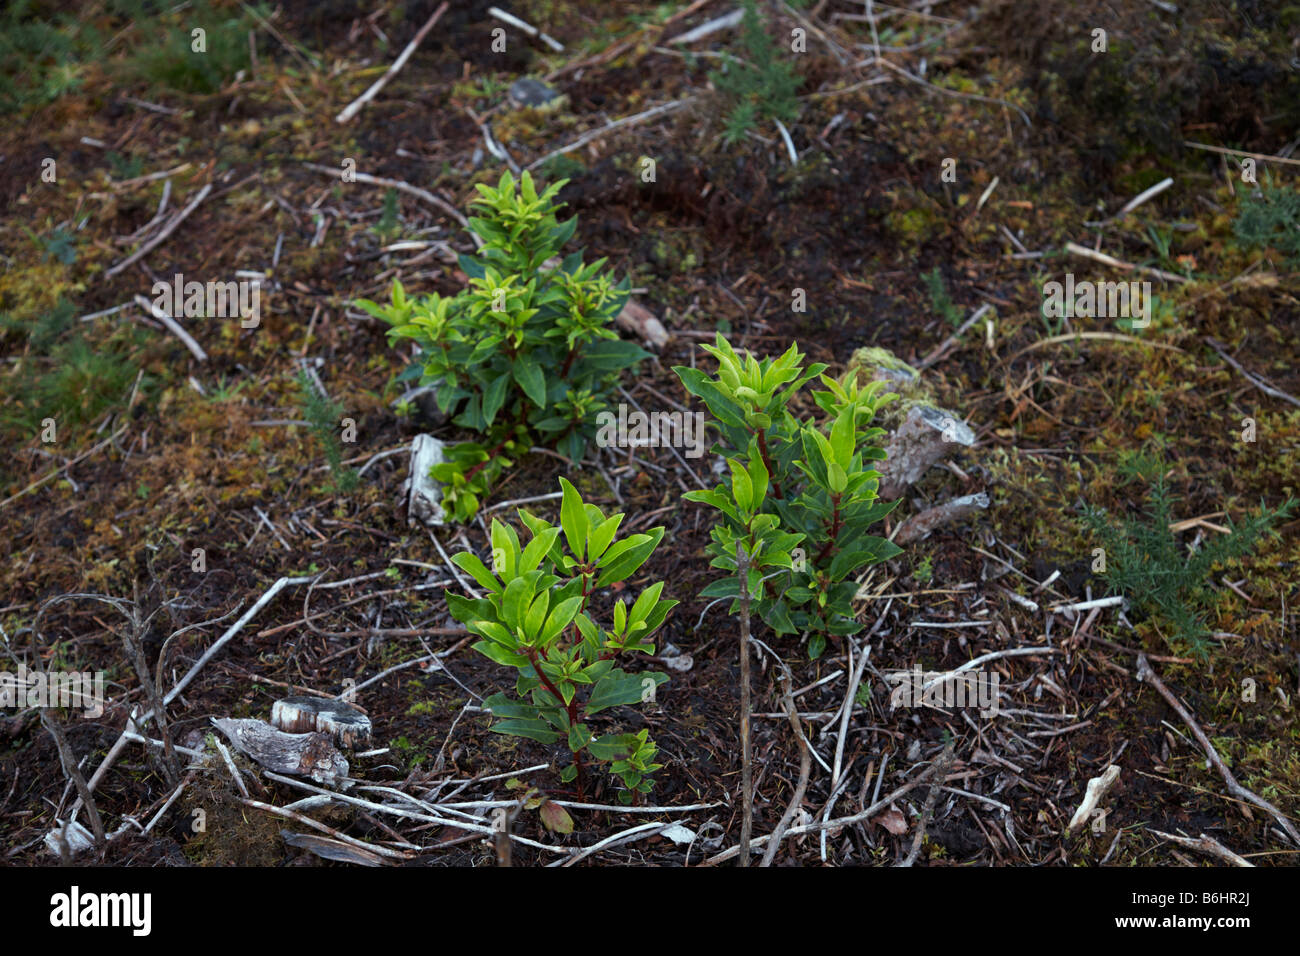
[448,477,677,802]
[675,333,903,659]
[356,171,651,521]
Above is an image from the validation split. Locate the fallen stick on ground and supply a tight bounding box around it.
[1064,240,1189,284]
[335,2,449,124]
[1137,653,1300,847]
[1183,140,1300,168]
[526,97,697,171]
[488,6,563,51]
[263,771,563,854]
[132,295,208,362]
[168,576,315,706]
[669,8,743,45]
[301,162,477,245]
[0,426,127,510]
[556,822,680,867]
[700,741,958,865]
[760,657,812,867]
[240,796,413,860]
[105,182,212,277]
[1008,331,1184,363]
[67,576,312,821]
[916,647,1060,706]
[1204,337,1300,409]
[916,303,992,369]
[899,744,957,866]
[1148,829,1254,867]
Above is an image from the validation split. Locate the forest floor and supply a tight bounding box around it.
[1,0,1298,866]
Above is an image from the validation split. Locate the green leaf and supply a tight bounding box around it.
[524,588,550,640]
[698,577,741,599]
[586,671,666,714]
[829,407,854,468]
[628,581,665,626]
[470,620,514,647]
[596,528,663,586]
[581,339,651,372]
[482,371,510,424]
[451,552,501,593]
[559,477,588,560]
[512,358,547,407]
[483,692,538,719]
[472,640,531,668]
[490,520,518,579]
[728,458,754,512]
[567,722,593,752]
[501,576,532,629]
[827,461,848,494]
[587,513,624,562]
[540,595,584,645]
[519,527,561,573]
[490,717,562,744]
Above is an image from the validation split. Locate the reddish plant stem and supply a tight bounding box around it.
[815,494,843,565]
[755,429,783,500]
[526,645,587,799]
[736,539,754,866]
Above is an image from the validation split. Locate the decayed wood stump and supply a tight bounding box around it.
[894,492,990,544]
[402,433,447,527]
[844,346,982,534]
[877,403,975,499]
[271,696,372,749]
[211,717,349,784]
[845,347,975,499]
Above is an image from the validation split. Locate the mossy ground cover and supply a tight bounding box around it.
[1,0,1296,866]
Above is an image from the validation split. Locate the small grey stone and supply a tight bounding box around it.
[509,77,560,107]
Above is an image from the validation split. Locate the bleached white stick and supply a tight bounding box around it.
[133,295,208,362]
[1115,177,1173,218]
[336,2,449,124]
[488,6,564,52]
[106,182,212,277]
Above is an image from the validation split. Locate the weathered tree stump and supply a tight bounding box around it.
[402,434,447,527]
[211,717,349,784]
[271,696,372,749]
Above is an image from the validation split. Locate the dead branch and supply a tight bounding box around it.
[1148,829,1254,867]
[760,657,812,867]
[335,2,450,124]
[1137,653,1300,846]
[899,744,957,866]
[105,182,213,277]
[1204,337,1300,409]
[701,741,957,865]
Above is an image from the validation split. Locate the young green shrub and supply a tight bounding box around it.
[448,478,677,802]
[709,0,801,146]
[294,370,358,493]
[922,267,963,329]
[1082,472,1295,657]
[359,171,649,521]
[675,334,902,659]
[1232,181,1300,272]
[125,0,258,95]
[0,297,144,449]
